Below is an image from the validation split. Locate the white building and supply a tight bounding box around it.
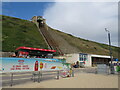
[65,53,111,67]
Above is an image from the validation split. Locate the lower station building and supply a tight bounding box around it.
[65,53,111,67]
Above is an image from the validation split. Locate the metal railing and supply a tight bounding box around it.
[1,70,74,87]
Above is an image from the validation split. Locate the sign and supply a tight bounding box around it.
[0,57,70,73]
[40,62,43,69]
[114,58,119,61]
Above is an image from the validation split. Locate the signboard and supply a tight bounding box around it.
[0,57,70,73]
[114,58,119,61]
[40,62,43,69]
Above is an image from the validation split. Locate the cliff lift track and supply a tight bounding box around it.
[37,23,63,55]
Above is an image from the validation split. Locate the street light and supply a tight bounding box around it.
[105,28,115,74]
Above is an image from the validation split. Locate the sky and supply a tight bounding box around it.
[2,2,54,20]
[2,1,119,47]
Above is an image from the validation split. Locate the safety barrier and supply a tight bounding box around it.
[1,69,74,87]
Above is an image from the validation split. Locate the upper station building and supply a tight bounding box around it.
[31,16,46,26]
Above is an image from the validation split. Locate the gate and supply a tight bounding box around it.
[96,64,109,74]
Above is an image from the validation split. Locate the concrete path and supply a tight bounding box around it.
[3,73,118,88]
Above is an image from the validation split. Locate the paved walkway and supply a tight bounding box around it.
[3,73,118,88]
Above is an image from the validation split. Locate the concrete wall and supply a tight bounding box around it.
[0,52,14,57]
[87,54,92,67]
[65,53,79,64]
[31,16,37,23]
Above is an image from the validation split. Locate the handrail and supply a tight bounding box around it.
[1,70,65,86]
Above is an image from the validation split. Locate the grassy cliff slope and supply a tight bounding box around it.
[2,15,48,52]
[48,27,119,58]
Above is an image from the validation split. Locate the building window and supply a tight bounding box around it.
[79,53,88,61]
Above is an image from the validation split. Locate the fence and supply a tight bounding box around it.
[1,70,74,87]
[96,64,110,74]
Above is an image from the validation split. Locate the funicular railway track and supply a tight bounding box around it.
[32,16,63,55]
[39,26,63,55]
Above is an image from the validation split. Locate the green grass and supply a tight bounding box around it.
[2,15,48,52]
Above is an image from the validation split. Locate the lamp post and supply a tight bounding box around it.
[105,28,114,74]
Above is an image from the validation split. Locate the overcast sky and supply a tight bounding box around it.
[43,2,118,47]
[2,0,119,47]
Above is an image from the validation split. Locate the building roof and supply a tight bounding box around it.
[16,46,56,52]
[90,54,110,58]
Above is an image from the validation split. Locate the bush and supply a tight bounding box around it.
[116,66,120,72]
